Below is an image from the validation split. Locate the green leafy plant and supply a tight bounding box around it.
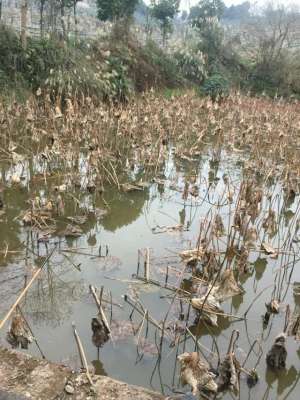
[96,0,139,21]
[0,25,25,82]
[105,55,133,101]
[201,73,229,101]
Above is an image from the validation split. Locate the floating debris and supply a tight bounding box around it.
[266,333,287,370]
[261,242,278,258]
[67,215,88,225]
[262,209,277,236]
[54,184,67,193]
[6,314,33,350]
[89,208,108,220]
[218,352,240,394]
[211,269,243,302]
[91,317,110,348]
[121,183,143,192]
[265,299,280,314]
[213,214,225,237]
[60,224,83,238]
[293,282,300,297]
[152,224,185,234]
[110,320,138,341]
[179,248,204,265]
[178,352,217,395]
[191,294,223,326]
[287,304,300,341]
[135,337,158,356]
[247,369,259,388]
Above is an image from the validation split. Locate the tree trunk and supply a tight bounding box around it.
[162,25,167,48]
[40,0,45,38]
[74,0,77,41]
[60,2,66,39]
[0,0,3,21]
[21,0,28,49]
[49,0,56,34]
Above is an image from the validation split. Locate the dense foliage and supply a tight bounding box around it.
[96,0,139,21]
[201,73,229,101]
[0,25,184,102]
[1,0,300,101]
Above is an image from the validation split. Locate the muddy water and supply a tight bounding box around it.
[0,147,299,399]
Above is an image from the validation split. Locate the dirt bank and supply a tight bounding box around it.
[0,347,165,400]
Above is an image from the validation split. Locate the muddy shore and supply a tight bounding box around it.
[0,347,166,400]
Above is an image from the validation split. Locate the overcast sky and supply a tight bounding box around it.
[145,1,300,11]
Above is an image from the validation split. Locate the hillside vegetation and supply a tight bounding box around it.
[1,0,300,102]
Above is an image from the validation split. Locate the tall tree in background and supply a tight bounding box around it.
[35,0,47,37]
[189,0,225,23]
[56,0,73,38]
[245,2,297,81]
[0,0,2,21]
[150,0,180,46]
[223,1,250,21]
[72,0,80,38]
[21,0,28,49]
[96,0,139,38]
[190,0,225,64]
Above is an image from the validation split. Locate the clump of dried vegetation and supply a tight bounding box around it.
[1,90,299,192]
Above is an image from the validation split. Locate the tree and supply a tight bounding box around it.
[189,0,225,65]
[56,0,73,38]
[223,1,250,21]
[71,0,80,38]
[21,0,28,49]
[150,0,180,46]
[189,0,225,26]
[96,0,139,22]
[96,0,139,38]
[35,0,47,37]
[136,0,148,18]
[244,2,298,86]
[181,10,188,21]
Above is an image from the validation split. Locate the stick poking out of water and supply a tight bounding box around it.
[144,247,150,282]
[90,285,111,334]
[72,322,94,386]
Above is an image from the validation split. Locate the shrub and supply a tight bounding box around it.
[104,55,134,101]
[0,25,25,83]
[141,40,183,87]
[174,45,207,84]
[201,73,229,101]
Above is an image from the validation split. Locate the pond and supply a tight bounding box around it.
[0,94,299,400]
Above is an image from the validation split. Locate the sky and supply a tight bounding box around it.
[146,0,300,11]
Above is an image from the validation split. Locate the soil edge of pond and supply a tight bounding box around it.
[0,346,166,400]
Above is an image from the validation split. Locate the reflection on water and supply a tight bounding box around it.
[265,366,299,397]
[23,266,85,327]
[0,144,299,400]
[101,187,149,232]
[92,359,107,376]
